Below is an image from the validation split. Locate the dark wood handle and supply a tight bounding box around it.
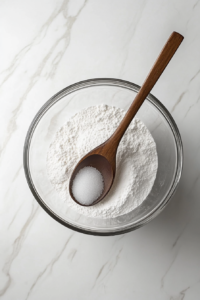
[109,31,184,148]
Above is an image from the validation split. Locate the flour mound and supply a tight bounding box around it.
[46,104,158,219]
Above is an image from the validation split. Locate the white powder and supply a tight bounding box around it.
[72,166,104,205]
[47,104,158,219]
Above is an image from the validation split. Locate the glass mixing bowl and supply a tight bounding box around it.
[23,78,183,236]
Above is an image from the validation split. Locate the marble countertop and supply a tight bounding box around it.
[1,0,200,299]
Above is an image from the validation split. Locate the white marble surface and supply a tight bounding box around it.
[0,0,200,299]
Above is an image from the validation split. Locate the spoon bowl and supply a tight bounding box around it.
[69,153,114,206]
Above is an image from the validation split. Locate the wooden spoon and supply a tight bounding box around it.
[69,31,184,206]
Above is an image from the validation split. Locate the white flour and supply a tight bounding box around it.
[47,104,158,219]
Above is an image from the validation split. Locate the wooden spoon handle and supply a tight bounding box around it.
[109,31,184,148]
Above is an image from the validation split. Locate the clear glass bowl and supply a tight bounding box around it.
[23,78,183,236]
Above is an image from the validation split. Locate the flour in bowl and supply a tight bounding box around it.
[46,104,158,219]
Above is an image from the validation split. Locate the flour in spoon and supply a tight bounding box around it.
[46,104,158,219]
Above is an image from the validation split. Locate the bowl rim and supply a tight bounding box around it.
[23,78,183,236]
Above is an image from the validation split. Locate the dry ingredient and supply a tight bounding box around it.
[72,166,104,205]
[46,104,158,219]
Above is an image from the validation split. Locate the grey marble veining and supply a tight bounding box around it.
[1,0,200,299]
